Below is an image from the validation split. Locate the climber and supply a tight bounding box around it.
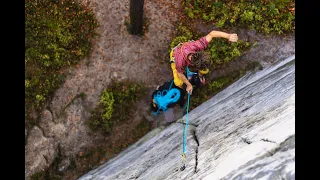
[170,29,238,95]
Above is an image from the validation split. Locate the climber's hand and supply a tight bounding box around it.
[228,34,238,42]
[186,85,193,95]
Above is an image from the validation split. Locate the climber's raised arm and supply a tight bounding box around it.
[205,30,238,43]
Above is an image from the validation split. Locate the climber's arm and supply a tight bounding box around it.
[177,72,193,95]
[205,30,238,43]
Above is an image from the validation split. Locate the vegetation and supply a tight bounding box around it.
[207,39,250,66]
[88,80,146,134]
[30,171,45,180]
[183,0,295,34]
[25,0,98,127]
[169,25,194,49]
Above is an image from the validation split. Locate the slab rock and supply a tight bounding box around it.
[79,55,295,180]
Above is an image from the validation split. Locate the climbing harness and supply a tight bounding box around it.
[153,80,181,116]
[180,92,190,171]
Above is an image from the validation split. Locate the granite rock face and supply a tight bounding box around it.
[79,55,295,180]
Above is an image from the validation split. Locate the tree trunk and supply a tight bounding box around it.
[130,0,144,35]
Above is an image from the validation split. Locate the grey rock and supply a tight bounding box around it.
[25,126,57,179]
[78,55,295,180]
[58,157,71,172]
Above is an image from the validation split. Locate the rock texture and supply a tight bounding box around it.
[78,55,295,180]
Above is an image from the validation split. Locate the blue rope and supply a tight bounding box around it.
[153,80,181,116]
[182,92,190,154]
[181,100,188,116]
[186,66,197,79]
[181,66,195,116]
[168,79,174,91]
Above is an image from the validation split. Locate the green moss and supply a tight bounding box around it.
[206,39,251,66]
[170,36,189,49]
[184,0,295,35]
[88,80,146,134]
[169,24,194,49]
[208,77,232,91]
[30,170,46,180]
[25,0,99,127]
[100,89,115,121]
